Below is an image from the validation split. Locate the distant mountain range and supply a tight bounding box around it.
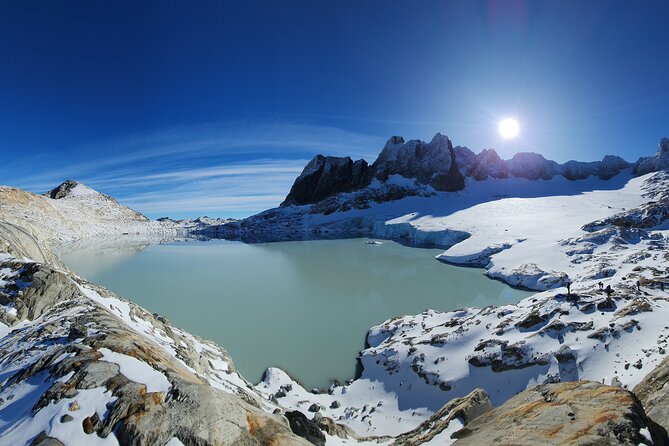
[282,133,669,207]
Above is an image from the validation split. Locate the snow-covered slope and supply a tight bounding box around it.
[0,180,179,246]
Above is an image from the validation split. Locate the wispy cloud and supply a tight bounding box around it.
[3,121,383,218]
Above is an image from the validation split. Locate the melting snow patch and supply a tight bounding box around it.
[99,347,170,393]
[422,417,464,445]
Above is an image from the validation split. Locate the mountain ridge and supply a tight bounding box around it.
[281,133,669,208]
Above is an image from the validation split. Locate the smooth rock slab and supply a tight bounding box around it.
[452,381,668,445]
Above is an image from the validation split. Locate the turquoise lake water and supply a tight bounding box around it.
[59,238,532,388]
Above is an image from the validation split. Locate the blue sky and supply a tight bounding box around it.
[1,1,668,219]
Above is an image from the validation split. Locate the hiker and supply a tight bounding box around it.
[566,281,572,295]
[598,281,603,291]
[637,280,641,292]
[605,285,613,298]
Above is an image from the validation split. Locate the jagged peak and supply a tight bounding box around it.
[658,137,669,156]
[384,135,405,146]
[509,151,549,161]
[44,180,89,199]
[429,132,451,147]
[478,148,501,159]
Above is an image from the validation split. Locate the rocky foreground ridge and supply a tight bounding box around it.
[3,135,669,444]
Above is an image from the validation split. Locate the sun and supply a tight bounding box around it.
[498,118,519,139]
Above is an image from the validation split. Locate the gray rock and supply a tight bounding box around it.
[59,414,73,423]
[285,410,326,446]
[507,152,560,180]
[469,148,508,180]
[67,323,87,341]
[451,381,667,445]
[373,133,464,192]
[43,180,80,199]
[315,416,358,439]
[599,155,631,179]
[29,432,65,446]
[394,388,492,445]
[634,355,669,430]
[634,137,669,176]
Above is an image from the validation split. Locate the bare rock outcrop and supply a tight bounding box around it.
[43,179,81,199]
[634,355,669,431]
[451,381,668,445]
[634,137,669,176]
[280,155,371,206]
[372,133,465,192]
[394,388,493,446]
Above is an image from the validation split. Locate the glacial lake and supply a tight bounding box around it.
[58,238,532,388]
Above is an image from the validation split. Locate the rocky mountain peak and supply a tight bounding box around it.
[633,137,669,176]
[372,133,464,191]
[384,135,405,147]
[658,137,669,156]
[507,152,558,180]
[279,132,648,209]
[44,180,82,199]
[429,132,450,147]
[280,155,371,206]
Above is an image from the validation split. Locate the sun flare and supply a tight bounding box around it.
[499,118,519,139]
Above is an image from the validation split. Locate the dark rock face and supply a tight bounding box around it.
[469,149,508,180]
[561,160,600,181]
[451,381,668,445]
[281,155,371,206]
[281,133,465,207]
[44,180,80,199]
[372,133,464,192]
[507,152,560,180]
[285,411,326,446]
[599,155,631,180]
[634,137,669,176]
